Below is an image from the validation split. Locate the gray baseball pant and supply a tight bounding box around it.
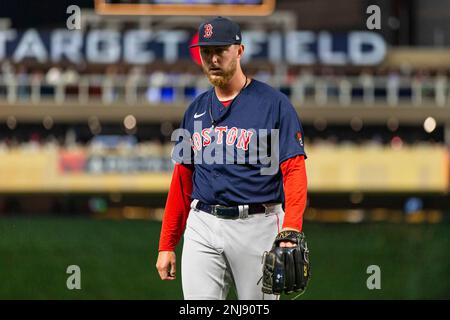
[181,200,284,300]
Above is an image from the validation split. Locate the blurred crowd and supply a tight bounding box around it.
[0,58,447,159]
[0,121,443,157]
[1,61,449,105]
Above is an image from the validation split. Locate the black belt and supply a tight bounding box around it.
[194,201,267,219]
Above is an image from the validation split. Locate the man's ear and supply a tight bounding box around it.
[237,44,245,59]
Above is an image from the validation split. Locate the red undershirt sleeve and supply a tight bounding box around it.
[158,163,194,251]
[280,155,308,232]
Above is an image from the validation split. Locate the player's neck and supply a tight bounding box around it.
[214,72,247,101]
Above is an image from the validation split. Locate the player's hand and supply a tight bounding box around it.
[156,251,177,280]
[279,227,300,248]
[279,241,297,248]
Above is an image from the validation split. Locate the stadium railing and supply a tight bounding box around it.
[0,73,448,107]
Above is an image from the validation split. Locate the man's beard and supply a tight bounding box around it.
[202,58,237,88]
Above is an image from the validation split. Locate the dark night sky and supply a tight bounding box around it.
[0,0,94,28]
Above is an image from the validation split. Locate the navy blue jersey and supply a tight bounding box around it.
[172,79,306,206]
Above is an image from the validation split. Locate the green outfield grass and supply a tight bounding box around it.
[0,217,449,299]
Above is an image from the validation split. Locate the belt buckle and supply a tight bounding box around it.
[238,205,249,219]
[211,205,222,216]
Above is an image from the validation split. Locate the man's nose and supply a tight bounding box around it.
[211,53,219,64]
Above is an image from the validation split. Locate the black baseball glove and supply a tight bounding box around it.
[261,230,311,295]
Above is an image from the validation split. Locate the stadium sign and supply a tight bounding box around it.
[0,29,386,66]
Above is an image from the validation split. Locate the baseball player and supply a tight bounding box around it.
[156,17,308,300]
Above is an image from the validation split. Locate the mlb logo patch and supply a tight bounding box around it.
[295,131,304,147]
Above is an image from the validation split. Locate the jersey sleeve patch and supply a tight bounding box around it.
[295,131,304,147]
